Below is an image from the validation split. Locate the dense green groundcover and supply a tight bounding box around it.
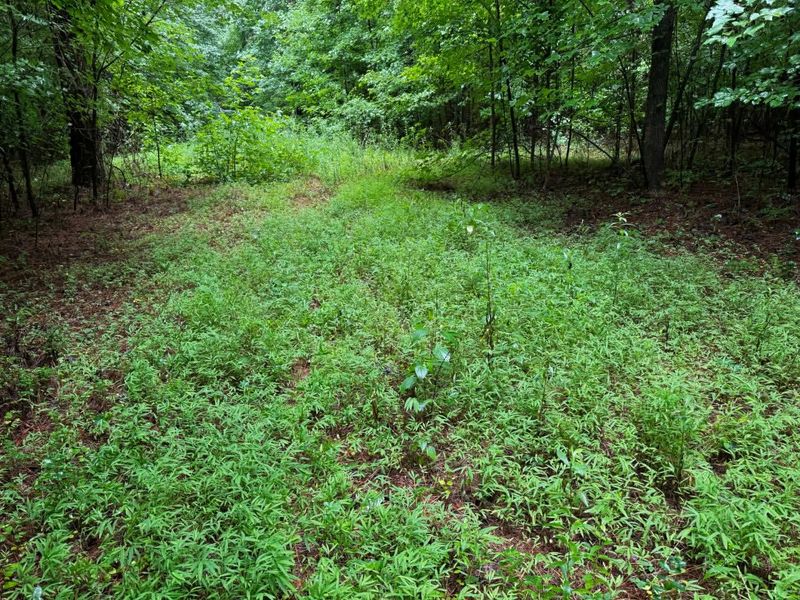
[2,148,800,598]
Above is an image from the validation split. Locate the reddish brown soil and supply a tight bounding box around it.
[290,358,312,385]
[540,171,798,278]
[1,183,203,482]
[0,184,200,292]
[429,167,799,280]
[291,176,331,209]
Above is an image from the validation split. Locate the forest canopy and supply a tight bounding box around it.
[1,0,798,217]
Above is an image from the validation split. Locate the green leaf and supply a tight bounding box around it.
[414,364,428,379]
[421,443,437,461]
[400,375,417,391]
[412,327,429,341]
[433,345,451,363]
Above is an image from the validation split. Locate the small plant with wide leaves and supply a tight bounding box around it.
[399,326,453,416]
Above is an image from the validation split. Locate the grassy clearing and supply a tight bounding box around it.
[2,142,800,599]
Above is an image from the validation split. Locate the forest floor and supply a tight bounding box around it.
[2,153,800,598]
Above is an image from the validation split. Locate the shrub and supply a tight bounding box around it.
[194,108,307,182]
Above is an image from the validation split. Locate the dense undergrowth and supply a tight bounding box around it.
[2,138,800,598]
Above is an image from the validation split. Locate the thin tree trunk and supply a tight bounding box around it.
[789,108,798,191]
[543,80,552,190]
[154,116,163,178]
[620,61,642,170]
[565,122,573,169]
[90,13,100,206]
[727,65,743,175]
[613,95,623,166]
[8,7,38,218]
[1,148,20,213]
[13,94,37,218]
[642,0,677,192]
[504,67,520,179]
[664,1,712,148]
[495,0,520,179]
[618,0,643,170]
[91,83,99,205]
[688,46,726,169]
[565,22,576,170]
[489,44,497,169]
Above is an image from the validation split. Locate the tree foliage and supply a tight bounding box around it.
[0,0,798,206]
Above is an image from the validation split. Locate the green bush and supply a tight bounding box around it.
[194,108,307,182]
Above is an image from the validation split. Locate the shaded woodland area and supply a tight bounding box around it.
[2,1,800,599]
[1,0,798,213]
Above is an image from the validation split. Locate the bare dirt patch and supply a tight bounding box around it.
[424,168,800,280]
[555,175,799,279]
[0,184,203,291]
[291,176,332,209]
[563,179,798,263]
[283,357,312,406]
[292,534,321,592]
[290,358,312,385]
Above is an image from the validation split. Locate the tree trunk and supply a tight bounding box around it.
[1,148,20,213]
[613,95,623,166]
[66,107,100,188]
[8,7,38,218]
[50,4,102,190]
[154,117,163,178]
[620,60,642,171]
[688,46,726,170]
[489,44,497,169]
[642,0,676,192]
[91,45,99,205]
[14,108,37,219]
[789,108,798,191]
[494,0,520,179]
[505,77,520,179]
[664,1,712,148]
[727,65,740,174]
[565,22,576,170]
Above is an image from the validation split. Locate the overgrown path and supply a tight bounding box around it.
[2,164,800,598]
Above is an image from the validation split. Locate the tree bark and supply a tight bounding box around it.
[8,7,38,218]
[565,25,576,170]
[49,3,102,190]
[489,44,497,169]
[613,95,623,166]
[688,46,726,170]
[664,1,712,148]
[642,0,676,192]
[90,42,99,205]
[1,148,20,213]
[727,65,741,175]
[65,106,99,189]
[494,0,520,179]
[619,60,642,170]
[789,108,798,191]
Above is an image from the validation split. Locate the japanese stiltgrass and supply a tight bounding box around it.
[2,141,800,598]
